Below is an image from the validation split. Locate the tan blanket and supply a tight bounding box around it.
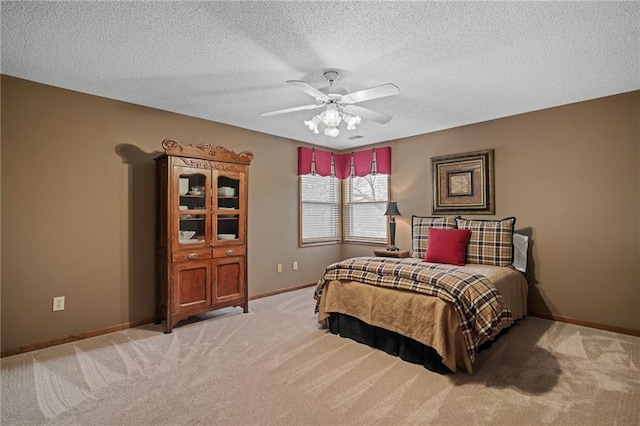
[315,259,528,373]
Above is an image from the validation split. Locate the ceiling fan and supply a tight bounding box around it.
[260,71,400,137]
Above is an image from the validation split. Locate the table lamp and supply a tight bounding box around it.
[384,201,401,251]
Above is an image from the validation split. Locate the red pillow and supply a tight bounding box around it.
[424,228,472,266]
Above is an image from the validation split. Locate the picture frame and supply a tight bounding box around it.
[431,149,495,214]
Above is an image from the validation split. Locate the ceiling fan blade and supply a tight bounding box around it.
[287,80,330,101]
[342,105,393,124]
[260,104,323,117]
[340,83,400,104]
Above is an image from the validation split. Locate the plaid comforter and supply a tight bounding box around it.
[314,257,513,361]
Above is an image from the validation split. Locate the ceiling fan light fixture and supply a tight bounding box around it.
[324,126,340,137]
[343,113,361,130]
[262,71,399,139]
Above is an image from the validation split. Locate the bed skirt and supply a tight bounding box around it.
[328,312,509,375]
[328,312,451,374]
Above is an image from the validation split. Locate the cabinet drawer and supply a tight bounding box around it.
[172,249,212,263]
[213,245,246,258]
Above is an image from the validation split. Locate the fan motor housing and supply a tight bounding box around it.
[320,86,347,97]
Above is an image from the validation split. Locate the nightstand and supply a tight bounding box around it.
[373,249,410,258]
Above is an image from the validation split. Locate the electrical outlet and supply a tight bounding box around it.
[277,264,283,273]
[293,261,298,271]
[53,296,65,311]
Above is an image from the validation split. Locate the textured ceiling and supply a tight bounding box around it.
[2,1,638,149]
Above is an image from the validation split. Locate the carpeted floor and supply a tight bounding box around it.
[2,287,639,425]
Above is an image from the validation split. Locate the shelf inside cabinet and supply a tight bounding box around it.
[178,239,205,244]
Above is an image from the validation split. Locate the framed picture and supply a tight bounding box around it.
[431,149,495,214]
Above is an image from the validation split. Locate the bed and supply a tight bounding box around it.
[314,215,529,374]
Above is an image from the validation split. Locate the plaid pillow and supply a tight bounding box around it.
[411,215,457,258]
[456,217,516,266]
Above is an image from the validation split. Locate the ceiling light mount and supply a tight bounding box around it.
[323,70,340,85]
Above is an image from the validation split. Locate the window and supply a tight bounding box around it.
[298,146,392,247]
[343,174,389,244]
[299,174,341,245]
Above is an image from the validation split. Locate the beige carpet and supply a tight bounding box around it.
[2,287,639,425]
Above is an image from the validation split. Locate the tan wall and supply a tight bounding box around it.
[1,75,638,351]
[0,75,340,350]
[345,91,640,331]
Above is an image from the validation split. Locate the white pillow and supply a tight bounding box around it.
[511,233,528,272]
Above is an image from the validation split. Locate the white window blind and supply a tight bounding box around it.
[343,174,389,244]
[300,174,341,245]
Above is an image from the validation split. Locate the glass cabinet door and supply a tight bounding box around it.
[215,173,243,243]
[176,168,211,247]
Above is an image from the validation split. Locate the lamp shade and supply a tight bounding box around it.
[343,113,361,130]
[304,116,321,133]
[324,126,340,137]
[384,201,401,216]
[320,104,342,127]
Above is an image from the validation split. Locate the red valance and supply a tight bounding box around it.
[297,146,391,179]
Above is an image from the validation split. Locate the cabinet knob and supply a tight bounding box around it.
[225,249,234,256]
[187,253,199,260]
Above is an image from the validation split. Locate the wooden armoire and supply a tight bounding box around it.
[155,139,253,333]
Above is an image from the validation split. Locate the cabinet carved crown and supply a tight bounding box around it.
[162,139,254,164]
